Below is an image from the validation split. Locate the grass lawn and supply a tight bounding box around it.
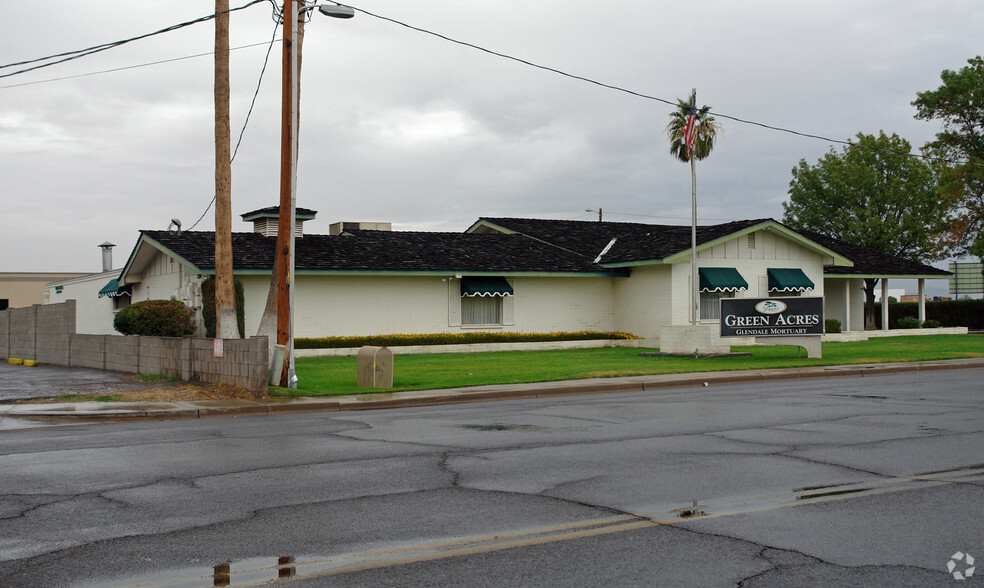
[271,334,983,397]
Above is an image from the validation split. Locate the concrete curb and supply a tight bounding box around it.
[2,358,982,423]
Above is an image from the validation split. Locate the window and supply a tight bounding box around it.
[700,291,733,320]
[0,299,7,311]
[697,267,747,321]
[462,295,502,325]
[113,293,131,310]
[458,276,513,326]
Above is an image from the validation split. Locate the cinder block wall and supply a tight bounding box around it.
[0,309,9,358]
[37,300,75,365]
[71,334,107,370]
[9,306,37,360]
[189,337,268,394]
[1,302,268,397]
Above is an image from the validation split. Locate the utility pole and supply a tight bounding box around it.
[214,0,238,338]
[275,0,297,386]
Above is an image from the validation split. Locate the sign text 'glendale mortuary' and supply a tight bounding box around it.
[720,297,824,337]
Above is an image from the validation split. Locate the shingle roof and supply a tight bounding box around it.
[795,230,951,277]
[475,217,771,263]
[139,217,950,279]
[141,229,618,274]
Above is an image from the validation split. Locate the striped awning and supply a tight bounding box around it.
[460,276,514,297]
[698,267,748,292]
[768,268,815,292]
[98,279,131,298]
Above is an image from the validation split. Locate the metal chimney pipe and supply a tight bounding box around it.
[98,241,115,272]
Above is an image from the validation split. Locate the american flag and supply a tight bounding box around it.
[682,103,698,160]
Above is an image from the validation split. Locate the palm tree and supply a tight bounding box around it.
[665,90,722,162]
[666,90,722,325]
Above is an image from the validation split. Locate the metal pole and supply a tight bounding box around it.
[690,154,698,326]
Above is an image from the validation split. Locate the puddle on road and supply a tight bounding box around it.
[459,423,550,432]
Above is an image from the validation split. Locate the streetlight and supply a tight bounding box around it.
[278,1,354,388]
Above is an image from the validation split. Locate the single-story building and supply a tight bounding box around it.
[73,206,948,345]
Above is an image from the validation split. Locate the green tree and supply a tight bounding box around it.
[912,55,984,277]
[782,131,952,329]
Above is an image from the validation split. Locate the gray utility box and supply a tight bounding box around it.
[356,346,393,388]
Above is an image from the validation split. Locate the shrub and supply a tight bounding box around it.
[824,319,841,334]
[295,331,640,349]
[200,276,245,338]
[897,316,922,329]
[113,300,196,337]
[922,319,940,328]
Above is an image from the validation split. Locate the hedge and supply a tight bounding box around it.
[874,299,984,330]
[113,300,196,337]
[295,331,640,349]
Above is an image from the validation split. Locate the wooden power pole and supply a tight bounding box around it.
[214,0,238,339]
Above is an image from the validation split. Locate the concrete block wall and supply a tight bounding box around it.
[0,301,267,396]
[105,336,141,374]
[0,308,8,359]
[188,337,268,394]
[70,335,107,369]
[8,306,38,361]
[37,300,75,365]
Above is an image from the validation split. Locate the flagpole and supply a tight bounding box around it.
[688,89,698,326]
[690,152,697,326]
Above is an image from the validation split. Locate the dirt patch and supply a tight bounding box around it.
[13,379,257,404]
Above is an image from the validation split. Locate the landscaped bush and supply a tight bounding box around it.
[295,331,640,350]
[897,316,922,329]
[200,276,245,338]
[922,319,940,328]
[824,319,841,334]
[113,300,196,337]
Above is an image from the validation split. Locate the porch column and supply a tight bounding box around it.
[880,279,889,330]
[843,280,851,332]
[918,279,926,324]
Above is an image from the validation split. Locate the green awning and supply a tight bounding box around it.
[460,276,514,297]
[98,279,130,298]
[698,267,748,292]
[768,268,815,292]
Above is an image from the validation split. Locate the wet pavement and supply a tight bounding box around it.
[1,367,982,586]
[0,361,153,402]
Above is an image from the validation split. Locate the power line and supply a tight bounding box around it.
[4,0,976,171]
[0,0,267,80]
[0,41,279,90]
[342,2,979,168]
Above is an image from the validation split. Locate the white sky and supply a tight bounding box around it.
[2,1,981,293]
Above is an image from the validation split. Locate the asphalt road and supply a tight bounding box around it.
[1,369,982,587]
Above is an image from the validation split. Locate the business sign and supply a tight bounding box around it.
[720,297,823,337]
[949,262,983,294]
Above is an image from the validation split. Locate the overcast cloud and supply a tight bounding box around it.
[1,0,982,277]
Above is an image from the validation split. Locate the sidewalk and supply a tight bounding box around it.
[2,358,982,424]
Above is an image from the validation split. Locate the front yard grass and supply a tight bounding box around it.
[271,334,983,397]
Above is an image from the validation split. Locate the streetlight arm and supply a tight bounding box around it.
[296,2,355,18]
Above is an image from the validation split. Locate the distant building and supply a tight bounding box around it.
[0,272,86,310]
